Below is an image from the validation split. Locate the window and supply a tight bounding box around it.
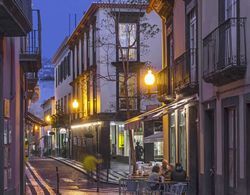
[118,23,137,61]
[72,50,75,79]
[81,37,84,73]
[67,53,70,76]
[178,110,187,171]
[93,70,97,114]
[4,119,12,190]
[76,44,79,76]
[169,113,176,165]
[188,9,197,83]
[55,68,58,87]
[166,28,174,94]
[118,72,137,110]
[225,0,237,19]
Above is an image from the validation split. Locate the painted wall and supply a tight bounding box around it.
[96,7,162,113]
[54,49,72,107]
[2,37,23,194]
[199,0,250,194]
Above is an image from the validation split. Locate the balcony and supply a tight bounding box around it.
[0,0,32,36]
[157,66,174,103]
[174,49,198,96]
[203,18,247,86]
[26,72,38,99]
[20,10,41,73]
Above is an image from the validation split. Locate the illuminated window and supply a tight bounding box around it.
[169,113,176,165]
[118,72,137,110]
[118,23,137,61]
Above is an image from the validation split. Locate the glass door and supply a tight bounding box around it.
[178,110,187,171]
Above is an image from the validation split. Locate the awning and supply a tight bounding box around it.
[26,112,47,126]
[125,95,198,130]
[144,132,163,143]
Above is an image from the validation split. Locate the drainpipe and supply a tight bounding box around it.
[0,37,4,195]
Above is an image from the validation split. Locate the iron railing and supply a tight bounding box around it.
[157,66,170,96]
[26,72,38,80]
[173,49,198,90]
[203,18,247,77]
[20,9,41,56]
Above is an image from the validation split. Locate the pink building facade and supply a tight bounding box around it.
[0,1,41,194]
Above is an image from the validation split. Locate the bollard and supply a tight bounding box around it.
[96,163,99,192]
[56,167,60,195]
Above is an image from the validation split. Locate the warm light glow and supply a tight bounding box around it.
[46,115,51,122]
[71,121,102,129]
[144,70,155,86]
[34,125,39,130]
[72,99,79,109]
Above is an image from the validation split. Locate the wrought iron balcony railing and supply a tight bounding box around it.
[157,66,174,103]
[174,49,198,95]
[203,18,247,86]
[20,9,42,72]
[26,72,38,99]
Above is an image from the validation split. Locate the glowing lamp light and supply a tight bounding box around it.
[144,70,155,86]
[46,115,51,122]
[34,125,39,130]
[72,99,79,109]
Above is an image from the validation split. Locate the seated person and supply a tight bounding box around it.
[161,159,174,178]
[148,165,162,190]
[171,163,187,181]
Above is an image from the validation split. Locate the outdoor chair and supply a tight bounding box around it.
[163,182,188,195]
[144,181,163,195]
[119,179,139,194]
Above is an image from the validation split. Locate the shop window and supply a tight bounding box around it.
[169,113,176,165]
[4,119,12,190]
[178,110,187,170]
[118,133,124,148]
[154,142,163,156]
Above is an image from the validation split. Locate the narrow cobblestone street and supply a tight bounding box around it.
[26,158,119,195]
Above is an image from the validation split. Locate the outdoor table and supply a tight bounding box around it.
[119,178,189,194]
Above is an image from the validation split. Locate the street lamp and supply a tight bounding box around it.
[72,99,79,110]
[46,115,51,123]
[144,69,156,86]
[67,99,80,159]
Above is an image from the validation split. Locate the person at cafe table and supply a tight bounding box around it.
[148,165,164,190]
[171,163,187,181]
[161,159,173,178]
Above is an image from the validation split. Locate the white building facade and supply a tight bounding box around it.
[65,2,162,166]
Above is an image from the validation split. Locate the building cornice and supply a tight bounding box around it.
[67,2,148,47]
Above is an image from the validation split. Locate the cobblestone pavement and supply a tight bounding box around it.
[26,157,119,195]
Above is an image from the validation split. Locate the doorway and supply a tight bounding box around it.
[224,107,237,195]
[204,110,215,195]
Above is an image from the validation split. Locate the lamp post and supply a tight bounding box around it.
[45,115,54,156]
[68,99,79,159]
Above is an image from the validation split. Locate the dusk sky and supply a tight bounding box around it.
[33,0,92,59]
